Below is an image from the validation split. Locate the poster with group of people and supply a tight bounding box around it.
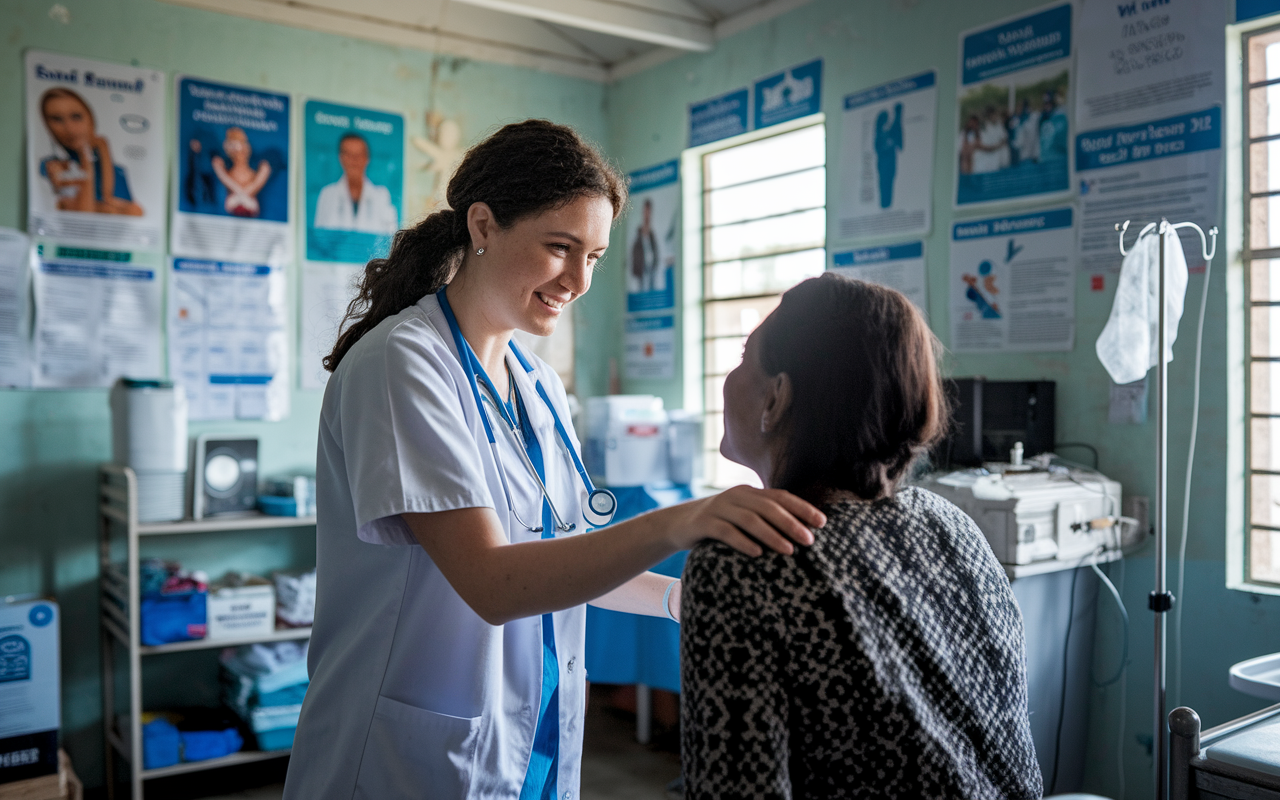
[624,161,679,381]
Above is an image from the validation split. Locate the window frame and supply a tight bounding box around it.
[679,114,826,488]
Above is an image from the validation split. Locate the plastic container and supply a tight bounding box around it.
[207,576,275,641]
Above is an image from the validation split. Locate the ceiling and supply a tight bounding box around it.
[161,0,811,82]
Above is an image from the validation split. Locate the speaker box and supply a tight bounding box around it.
[937,379,1055,468]
[192,436,259,519]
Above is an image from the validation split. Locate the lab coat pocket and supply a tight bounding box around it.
[354,695,481,800]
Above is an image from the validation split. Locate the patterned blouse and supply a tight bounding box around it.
[679,486,1042,799]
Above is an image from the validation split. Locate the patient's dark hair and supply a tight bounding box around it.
[759,273,948,502]
[324,119,627,371]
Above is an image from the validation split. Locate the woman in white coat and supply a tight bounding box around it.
[282,120,825,800]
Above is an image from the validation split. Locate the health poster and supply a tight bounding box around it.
[830,242,928,317]
[956,3,1073,208]
[837,71,937,240]
[1077,107,1221,275]
[172,77,291,263]
[626,161,679,313]
[32,243,162,388]
[949,208,1076,353]
[1075,0,1225,131]
[624,315,675,380]
[25,51,166,250]
[0,230,33,388]
[168,258,288,421]
[300,261,362,390]
[305,100,403,263]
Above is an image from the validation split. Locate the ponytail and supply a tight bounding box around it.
[323,208,466,371]
[322,119,627,372]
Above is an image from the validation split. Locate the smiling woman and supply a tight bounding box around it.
[286,120,829,800]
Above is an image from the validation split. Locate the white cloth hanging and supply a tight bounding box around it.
[1095,225,1188,385]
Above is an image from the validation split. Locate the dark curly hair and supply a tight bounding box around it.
[759,273,949,501]
[324,119,627,371]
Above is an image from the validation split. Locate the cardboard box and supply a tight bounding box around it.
[0,601,59,785]
[206,579,275,641]
[0,750,82,800]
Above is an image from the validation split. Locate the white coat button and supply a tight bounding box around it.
[567,656,575,673]
[563,793,572,800]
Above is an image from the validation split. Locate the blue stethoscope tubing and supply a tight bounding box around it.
[437,289,617,532]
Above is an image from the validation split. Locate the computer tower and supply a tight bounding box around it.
[938,378,1055,467]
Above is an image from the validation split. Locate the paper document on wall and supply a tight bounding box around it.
[838,72,937,239]
[32,243,162,387]
[300,261,361,390]
[949,208,1076,352]
[25,51,167,249]
[830,242,928,317]
[169,258,288,420]
[0,230,33,388]
[1075,0,1226,131]
[624,315,675,380]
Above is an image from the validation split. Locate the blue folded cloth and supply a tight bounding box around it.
[143,719,181,770]
[180,728,243,762]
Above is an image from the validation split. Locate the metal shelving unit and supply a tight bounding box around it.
[98,464,316,799]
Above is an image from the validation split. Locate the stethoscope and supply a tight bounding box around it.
[438,289,617,533]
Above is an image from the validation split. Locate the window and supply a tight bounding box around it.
[699,124,827,488]
[1245,26,1280,585]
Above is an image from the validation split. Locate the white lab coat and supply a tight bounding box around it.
[313,176,399,233]
[283,292,588,800]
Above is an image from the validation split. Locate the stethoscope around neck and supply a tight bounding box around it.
[437,289,617,533]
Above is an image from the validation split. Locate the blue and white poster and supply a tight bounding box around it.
[753,59,823,131]
[172,77,292,263]
[837,71,937,240]
[1077,107,1222,274]
[831,242,928,316]
[690,88,749,147]
[168,258,289,421]
[25,51,167,250]
[625,161,678,313]
[949,208,1076,352]
[624,315,675,380]
[955,4,1073,208]
[304,100,403,264]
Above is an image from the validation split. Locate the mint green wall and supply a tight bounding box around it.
[603,1,1276,797]
[0,0,609,789]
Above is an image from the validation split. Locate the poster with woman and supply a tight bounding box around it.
[25,51,166,250]
[305,99,403,263]
[172,76,292,263]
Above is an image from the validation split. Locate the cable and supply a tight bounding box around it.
[1172,249,1203,706]
[1115,557,1127,800]
[1049,548,1097,793]
[1054,442,1099,469]
[1090,559,1129,688]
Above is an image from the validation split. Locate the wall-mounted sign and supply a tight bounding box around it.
[688,59,824,148]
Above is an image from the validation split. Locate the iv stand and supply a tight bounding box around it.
[1115,218,1217,800]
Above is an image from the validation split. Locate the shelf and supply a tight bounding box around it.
[141,749,291,779]
[137,514,316,536]
[1002,547,1122,580]
[140,627,311,655]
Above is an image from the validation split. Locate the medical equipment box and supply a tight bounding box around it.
[0,599,60,785]
[926,470,1121,566]
[585,396,670,487]
[206,577,275,641]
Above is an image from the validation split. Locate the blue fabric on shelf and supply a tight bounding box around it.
[180,728,243,762]
[142,719,181,770]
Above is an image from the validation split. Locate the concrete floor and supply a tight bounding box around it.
[186,697,681,800]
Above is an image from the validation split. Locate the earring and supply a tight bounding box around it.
[475,248,485,255]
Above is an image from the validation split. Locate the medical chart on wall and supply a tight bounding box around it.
[837,71,937,240]
[1077,107,1221,274]
[171,77,291,264]
[168,258,288,421]
[25,51,166,250]
[955,3,1073,208]
[300,261,361,390]
[0,230,34,388]
[624,315,675,380]
[949,208,1076,353]
[625,161,679,314]
[1074,0,1226,274]
[305,100,403,264]
[32,243,162,388]
[1075,0,1225,130]
[830,242,928,317]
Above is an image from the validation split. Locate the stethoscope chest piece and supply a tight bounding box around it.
[583,488,617,528]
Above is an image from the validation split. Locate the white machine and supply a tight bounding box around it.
[927,460,1123,568]
[584,396,704,488]
[109,378,188,523]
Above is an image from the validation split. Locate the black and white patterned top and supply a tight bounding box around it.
[680,486,1042,800]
